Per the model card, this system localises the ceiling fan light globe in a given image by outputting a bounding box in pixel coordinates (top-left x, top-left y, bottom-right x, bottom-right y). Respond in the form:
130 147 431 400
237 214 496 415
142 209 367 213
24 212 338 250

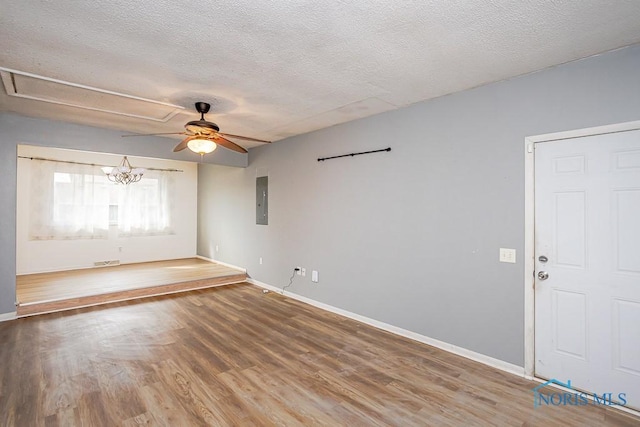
187 138 217 154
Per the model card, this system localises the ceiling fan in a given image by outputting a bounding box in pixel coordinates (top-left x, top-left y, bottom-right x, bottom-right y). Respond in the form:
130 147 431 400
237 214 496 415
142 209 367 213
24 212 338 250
122 102 270 155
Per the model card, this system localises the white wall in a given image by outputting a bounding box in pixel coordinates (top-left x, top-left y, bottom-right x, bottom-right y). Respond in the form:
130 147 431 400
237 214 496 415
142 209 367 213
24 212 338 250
16 145 197 274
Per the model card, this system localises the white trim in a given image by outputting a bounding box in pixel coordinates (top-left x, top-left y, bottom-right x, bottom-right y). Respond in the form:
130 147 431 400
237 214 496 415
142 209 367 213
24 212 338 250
196 255 247 273
0 311 17 322
527 120 640 143
524 119 640 380
17 257 207 276
247 278 525 378
524 137 536 377
0 67 184 123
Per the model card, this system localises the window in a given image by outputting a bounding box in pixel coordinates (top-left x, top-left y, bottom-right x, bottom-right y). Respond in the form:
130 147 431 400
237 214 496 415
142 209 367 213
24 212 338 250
28 159 174 240
116 173 174 237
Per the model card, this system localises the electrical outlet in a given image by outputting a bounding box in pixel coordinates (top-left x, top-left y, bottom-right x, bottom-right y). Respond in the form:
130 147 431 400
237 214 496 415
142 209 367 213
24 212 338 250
301 268 306 277
499 248 516 263
296 267 301 275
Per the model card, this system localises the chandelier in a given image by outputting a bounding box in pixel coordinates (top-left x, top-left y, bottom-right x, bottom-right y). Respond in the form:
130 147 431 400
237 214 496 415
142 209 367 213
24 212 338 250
102 156 146 184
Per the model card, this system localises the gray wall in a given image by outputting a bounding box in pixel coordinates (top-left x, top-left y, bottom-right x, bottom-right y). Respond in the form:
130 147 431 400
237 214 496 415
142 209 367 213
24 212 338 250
0 114 247 315
198 45 640 366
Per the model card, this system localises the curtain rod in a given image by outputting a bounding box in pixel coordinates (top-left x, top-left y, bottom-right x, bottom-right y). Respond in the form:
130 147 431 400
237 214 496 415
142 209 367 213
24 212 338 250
17 156 184 172
318 147 391 162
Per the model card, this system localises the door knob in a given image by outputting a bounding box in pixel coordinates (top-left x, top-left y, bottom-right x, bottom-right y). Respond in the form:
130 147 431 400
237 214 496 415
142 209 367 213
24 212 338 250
538 271 549 281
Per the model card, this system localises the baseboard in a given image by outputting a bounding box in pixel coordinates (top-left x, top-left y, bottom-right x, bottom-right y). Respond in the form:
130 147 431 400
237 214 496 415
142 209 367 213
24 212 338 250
17 257 199 276
196 255 248 273
247 278 525 378
0 311 17 322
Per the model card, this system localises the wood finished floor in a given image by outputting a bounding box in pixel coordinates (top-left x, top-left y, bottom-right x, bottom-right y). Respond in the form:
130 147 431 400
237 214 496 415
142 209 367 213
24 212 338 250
1 283 638 426
16 258 246 316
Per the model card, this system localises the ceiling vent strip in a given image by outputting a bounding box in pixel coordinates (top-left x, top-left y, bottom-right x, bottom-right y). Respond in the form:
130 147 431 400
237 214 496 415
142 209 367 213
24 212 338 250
0 67 183 122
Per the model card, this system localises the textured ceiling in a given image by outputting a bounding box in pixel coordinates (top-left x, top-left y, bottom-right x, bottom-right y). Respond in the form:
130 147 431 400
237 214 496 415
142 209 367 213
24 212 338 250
1 0 640 150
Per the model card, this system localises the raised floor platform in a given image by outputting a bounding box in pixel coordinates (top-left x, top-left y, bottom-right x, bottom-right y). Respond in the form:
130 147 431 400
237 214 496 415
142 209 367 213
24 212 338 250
16 258 247 316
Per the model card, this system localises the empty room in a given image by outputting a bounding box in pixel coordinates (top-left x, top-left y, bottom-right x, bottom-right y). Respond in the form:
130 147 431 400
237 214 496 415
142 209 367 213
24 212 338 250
1 1 640 426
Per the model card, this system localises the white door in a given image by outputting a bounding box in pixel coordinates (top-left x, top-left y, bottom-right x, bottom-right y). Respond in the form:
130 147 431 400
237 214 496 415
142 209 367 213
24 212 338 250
535 129 640 409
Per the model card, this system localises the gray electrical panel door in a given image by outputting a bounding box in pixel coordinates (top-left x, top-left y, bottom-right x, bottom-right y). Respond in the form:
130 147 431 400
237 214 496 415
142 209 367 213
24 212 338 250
256 176 268 225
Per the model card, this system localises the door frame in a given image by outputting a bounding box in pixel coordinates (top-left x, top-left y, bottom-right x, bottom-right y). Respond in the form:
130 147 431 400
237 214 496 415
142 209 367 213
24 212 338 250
524 119 640 378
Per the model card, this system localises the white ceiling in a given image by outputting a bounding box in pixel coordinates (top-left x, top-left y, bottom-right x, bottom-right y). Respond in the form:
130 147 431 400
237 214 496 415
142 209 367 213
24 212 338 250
1 0 640 149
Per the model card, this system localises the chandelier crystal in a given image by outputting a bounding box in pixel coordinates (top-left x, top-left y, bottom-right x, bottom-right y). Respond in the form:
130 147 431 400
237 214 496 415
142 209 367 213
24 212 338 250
102 156 145 185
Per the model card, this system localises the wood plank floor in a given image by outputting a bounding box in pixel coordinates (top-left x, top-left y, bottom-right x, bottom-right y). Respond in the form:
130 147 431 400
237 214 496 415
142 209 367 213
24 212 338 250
1 283 638 426
16 258 246 316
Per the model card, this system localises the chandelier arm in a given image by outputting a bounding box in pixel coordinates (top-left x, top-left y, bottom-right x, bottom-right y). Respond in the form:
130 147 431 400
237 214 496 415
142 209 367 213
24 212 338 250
103 156 145 185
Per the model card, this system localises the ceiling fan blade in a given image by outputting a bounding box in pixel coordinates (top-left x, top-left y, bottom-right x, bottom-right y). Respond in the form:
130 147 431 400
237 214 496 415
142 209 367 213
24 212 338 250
122 132 188 137
218 132 271 143
173 137 191 152
213 135 248 153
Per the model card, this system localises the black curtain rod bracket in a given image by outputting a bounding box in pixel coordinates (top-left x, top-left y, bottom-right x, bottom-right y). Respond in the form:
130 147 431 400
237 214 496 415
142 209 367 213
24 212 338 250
318 147 391 162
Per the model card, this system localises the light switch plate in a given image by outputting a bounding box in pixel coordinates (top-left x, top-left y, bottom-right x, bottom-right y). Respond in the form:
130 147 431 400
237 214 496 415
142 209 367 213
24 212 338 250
499 248 516 263
311 270 319 283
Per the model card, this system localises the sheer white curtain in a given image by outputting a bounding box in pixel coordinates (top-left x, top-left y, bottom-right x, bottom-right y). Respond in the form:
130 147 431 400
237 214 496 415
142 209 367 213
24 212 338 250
117 170 175 237
29 159 110 240
28 159 175 240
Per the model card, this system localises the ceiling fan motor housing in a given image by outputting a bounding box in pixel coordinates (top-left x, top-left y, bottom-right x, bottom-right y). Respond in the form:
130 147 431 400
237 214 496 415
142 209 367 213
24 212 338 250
186 102 219 134
185 120 220 134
